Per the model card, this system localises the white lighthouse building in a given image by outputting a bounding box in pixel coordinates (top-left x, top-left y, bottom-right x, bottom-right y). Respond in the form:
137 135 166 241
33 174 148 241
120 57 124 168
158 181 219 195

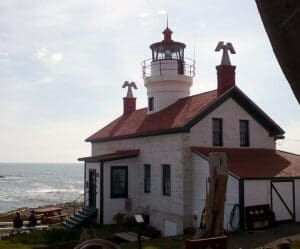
78 26 300 236
143 26 195 113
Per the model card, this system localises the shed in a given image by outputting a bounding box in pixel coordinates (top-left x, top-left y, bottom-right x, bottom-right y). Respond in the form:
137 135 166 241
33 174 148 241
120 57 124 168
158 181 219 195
192 147 300 229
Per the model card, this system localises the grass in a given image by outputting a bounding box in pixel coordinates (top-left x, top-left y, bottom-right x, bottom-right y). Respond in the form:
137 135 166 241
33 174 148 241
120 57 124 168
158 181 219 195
0 224 185 249
0 224 137 249
291 241 300 249
1 224 300 249
0 228 81 249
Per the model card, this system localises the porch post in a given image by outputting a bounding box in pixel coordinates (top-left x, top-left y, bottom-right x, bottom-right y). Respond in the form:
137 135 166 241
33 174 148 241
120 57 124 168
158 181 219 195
84 162 86 207
239 179 245 230
100 161 104 226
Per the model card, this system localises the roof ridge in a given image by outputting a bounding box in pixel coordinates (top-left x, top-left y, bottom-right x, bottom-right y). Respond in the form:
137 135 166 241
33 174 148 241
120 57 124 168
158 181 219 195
137 90 218 112
183 89 217 99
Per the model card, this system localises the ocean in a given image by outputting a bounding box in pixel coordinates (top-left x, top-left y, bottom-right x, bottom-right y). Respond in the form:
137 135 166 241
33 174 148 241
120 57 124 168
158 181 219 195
0 163 83 213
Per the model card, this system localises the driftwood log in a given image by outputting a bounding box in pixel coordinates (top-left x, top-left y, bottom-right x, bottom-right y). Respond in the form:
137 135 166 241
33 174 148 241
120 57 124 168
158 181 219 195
194 152 228 239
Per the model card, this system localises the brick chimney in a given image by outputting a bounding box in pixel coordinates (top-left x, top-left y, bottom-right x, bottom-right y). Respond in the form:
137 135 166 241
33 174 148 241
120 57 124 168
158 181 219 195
122 81 137 115
216 65 236 96
215 41 236 96
123 97 136 115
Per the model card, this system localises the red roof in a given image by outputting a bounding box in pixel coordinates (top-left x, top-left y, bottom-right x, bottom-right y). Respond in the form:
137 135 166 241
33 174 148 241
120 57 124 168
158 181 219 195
78 150 140 162
191 147 300 178
87 90 218 142
86 87 284 143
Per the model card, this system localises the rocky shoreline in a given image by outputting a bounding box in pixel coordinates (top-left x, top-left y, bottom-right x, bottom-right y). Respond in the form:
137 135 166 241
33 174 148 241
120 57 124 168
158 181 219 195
0 202 82 222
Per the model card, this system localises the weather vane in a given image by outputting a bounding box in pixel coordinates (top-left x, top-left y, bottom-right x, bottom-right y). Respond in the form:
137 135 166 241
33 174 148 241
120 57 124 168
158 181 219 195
122 81 137 98
215 41 236 65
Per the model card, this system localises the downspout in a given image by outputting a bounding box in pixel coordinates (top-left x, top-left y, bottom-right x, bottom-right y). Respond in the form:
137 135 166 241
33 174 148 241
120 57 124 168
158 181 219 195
100 161 104 227
84 162 86 206
239 179 245 230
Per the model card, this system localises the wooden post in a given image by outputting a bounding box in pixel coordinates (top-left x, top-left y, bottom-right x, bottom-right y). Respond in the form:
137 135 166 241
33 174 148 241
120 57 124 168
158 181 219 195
194 152 228 239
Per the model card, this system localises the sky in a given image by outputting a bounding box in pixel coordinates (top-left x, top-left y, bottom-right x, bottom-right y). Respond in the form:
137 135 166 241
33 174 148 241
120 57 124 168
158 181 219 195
0 0 299 163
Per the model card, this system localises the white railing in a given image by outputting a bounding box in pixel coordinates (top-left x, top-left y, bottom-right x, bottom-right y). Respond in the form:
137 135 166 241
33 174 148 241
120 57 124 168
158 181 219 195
141 58 196 78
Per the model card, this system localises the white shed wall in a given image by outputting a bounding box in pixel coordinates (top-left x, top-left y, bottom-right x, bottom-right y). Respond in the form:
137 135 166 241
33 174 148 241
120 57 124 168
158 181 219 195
244 180 270 207
224 175 240 231
192 153 239 231
271 181 294 221
192 153 208 227
190 98 275 149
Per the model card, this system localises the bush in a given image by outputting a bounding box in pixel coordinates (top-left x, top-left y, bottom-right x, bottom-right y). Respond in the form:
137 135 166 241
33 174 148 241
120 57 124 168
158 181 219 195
125 216 136 227
183 226 196 235
143 225 161 238
113 212 126 225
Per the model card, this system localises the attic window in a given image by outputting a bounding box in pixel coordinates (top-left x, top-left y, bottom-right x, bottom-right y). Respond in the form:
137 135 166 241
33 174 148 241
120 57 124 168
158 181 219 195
148 97 154 112
240 120 249 147
212 118 223 146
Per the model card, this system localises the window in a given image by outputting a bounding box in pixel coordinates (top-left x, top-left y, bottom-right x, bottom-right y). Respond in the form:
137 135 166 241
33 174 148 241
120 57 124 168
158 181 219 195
162 164 171 196
111 166 128 198
144 164 151 193
148 97 154 112
212 118 223 146
240 120 249 147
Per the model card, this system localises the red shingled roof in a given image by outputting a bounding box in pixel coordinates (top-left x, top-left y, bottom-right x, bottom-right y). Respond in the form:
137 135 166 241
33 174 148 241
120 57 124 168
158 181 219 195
78 149 140 162
86 90 218 142
191 147 300 178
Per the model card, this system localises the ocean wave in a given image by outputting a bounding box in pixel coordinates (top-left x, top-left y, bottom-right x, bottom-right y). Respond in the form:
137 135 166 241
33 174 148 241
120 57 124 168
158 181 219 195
0 163 83 213
2 176 24 180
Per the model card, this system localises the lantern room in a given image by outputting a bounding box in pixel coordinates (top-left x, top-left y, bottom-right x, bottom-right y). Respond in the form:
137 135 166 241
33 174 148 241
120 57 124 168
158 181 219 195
150 27 186 61
142 26 195 114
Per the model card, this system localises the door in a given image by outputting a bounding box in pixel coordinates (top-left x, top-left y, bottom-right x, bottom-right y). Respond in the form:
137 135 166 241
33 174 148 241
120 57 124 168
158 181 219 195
88 169 97 208
271 180 295 221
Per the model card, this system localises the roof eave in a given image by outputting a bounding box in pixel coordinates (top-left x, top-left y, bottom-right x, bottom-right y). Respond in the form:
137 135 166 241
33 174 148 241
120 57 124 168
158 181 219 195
86 127 188 143
78 151 140 162
184 87 285 137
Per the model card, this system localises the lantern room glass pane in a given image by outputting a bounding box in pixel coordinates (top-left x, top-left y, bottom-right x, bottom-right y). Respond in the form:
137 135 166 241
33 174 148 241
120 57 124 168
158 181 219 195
152 45 184 61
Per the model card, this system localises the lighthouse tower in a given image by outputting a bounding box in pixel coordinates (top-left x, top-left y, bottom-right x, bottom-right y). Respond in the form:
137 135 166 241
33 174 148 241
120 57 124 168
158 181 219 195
142 26 195 114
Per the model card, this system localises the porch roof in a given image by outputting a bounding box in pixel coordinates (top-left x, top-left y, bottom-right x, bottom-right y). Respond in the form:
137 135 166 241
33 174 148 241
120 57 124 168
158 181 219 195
191 147 300 179
78 149 140 162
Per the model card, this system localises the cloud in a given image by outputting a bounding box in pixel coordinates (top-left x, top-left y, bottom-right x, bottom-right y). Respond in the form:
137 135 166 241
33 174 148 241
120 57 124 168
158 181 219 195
157 9 167 16
34 48 63 63
34 47 49 60
50 52 62 62
140 12 152 18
